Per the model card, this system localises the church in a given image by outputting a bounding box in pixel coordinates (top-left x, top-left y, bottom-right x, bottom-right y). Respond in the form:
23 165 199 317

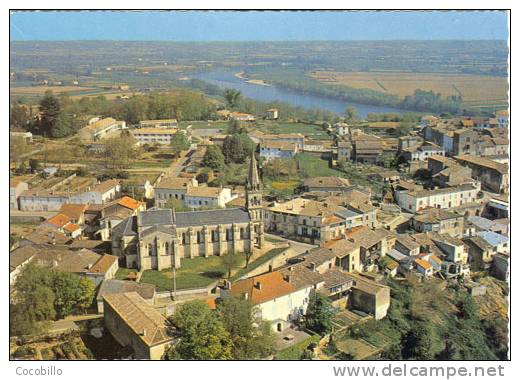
111 153 265 271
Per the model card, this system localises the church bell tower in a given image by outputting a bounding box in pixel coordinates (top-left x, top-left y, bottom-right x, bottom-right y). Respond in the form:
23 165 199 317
246 151 264 247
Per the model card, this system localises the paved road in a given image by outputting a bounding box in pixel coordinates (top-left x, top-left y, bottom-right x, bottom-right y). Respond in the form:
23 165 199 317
169 148 195 176
265 233 317 256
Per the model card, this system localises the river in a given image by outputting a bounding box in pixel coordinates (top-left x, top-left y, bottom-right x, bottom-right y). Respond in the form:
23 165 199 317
190 70 408 118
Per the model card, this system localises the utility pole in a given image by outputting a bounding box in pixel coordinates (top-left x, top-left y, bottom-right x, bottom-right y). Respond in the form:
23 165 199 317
172 254 177 301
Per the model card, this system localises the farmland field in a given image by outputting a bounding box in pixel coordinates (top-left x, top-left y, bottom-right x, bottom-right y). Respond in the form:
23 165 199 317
10 85 97 95
309 71 508 106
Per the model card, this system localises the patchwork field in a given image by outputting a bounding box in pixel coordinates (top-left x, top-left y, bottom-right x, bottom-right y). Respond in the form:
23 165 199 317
309 71 508 106
10 85 97 95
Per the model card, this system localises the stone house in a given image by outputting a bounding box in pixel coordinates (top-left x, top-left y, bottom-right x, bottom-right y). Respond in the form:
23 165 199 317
103 292 174 360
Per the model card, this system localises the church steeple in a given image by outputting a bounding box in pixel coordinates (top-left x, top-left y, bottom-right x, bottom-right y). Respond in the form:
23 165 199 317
245 151 264 248
247 151 261 191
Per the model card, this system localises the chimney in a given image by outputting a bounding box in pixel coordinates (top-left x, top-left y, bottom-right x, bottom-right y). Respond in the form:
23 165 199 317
141 328 147 336
310 262 316 272
255 281 262 290
284 274 292 283
225 280 232 290
244 292 249 300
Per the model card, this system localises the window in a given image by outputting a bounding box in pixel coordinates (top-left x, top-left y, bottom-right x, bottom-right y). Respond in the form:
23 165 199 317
226 229 233 241
240 228 245 239
182 233 187 244
197 231 203 244
211 230 219 242
164 242 169 254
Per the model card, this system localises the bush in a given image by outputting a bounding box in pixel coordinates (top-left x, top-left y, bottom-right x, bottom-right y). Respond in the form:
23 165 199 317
13 346 36 358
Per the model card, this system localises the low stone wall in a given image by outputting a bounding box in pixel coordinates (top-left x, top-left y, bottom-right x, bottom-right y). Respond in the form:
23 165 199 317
10 215 45 224
155 280 219 300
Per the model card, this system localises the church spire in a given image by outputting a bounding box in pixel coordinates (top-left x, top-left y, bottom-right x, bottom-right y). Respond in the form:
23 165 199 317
247 151 261 190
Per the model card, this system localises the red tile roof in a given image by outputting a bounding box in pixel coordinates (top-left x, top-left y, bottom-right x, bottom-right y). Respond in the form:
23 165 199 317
59 204 87 220
63 223 81 233
230 272 297 305
117 196 141 211
45 213 72 228
89 254 118 274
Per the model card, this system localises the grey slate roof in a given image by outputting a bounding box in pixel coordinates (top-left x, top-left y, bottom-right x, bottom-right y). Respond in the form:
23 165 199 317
140 225 176 238
335 209 361 219
97 279 155 302
112 216 136 237
139 209 174 227
175 208 251 227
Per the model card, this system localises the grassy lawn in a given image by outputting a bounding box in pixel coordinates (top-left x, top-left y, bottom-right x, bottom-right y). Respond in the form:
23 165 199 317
231 247 289 281
295 153 344 178
265 179 299 198
274 334 320 360
257 121 330 140
140 254 246 291
295 153 385 194
114 268 135 280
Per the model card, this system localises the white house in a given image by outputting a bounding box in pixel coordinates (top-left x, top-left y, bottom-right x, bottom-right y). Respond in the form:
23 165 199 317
18 179 120 211
71 179 121 204
184 187 235 209
395 183 480 213
334 122 350 136
131 128 181 145
223 271 314 332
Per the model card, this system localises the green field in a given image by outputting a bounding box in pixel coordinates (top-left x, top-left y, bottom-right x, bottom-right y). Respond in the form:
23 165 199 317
140 254 246 291
257 121 330 140
295 153 343 177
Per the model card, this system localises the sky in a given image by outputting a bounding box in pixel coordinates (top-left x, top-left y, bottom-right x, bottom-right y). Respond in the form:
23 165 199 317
10 10 509 41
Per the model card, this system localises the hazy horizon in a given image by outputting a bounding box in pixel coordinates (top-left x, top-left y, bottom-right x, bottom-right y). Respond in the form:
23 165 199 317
10 11 508 41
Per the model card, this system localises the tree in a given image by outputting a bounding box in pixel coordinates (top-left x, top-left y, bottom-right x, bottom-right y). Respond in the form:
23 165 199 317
13 265 95 323
10 265 56 337
413 168 432 181
202 145 225 170
167 300 233 360
227 119 245 134
396 122 414 137
10 103 31 130
10 287 55 337
402 322 435 360
345 106 358 122
29 158 40 173
222 252 241 279
164 198 190 212
196 171 209 184
50 270 95 318
104 131 138 169
217 296 275 359
170 132 190 158
222 134 255 164
224 88 242 109
39 91 71 137
304 290 335 334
